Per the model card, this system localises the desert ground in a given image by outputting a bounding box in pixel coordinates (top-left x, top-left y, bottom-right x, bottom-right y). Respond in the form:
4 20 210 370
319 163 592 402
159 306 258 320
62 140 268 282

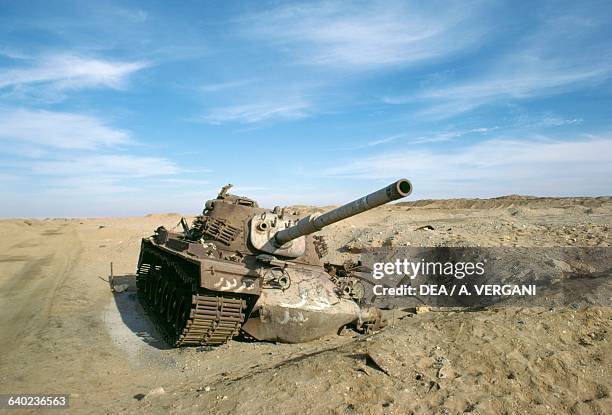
0 195 610 414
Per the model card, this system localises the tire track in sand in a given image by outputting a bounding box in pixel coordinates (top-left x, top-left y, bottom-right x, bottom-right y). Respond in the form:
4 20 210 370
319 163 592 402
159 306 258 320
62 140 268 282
0 222 82 358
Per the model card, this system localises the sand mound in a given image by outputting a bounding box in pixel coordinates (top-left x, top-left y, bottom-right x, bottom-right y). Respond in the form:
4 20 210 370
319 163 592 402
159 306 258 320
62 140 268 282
398 195 612 210
143 213 184 219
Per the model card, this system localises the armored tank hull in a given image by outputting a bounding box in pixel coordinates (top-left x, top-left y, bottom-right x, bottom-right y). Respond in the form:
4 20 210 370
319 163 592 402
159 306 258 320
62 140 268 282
136 179 412 346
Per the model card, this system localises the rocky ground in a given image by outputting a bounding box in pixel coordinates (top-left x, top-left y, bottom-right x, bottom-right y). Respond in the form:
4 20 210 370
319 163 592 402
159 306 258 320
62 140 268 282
0 196 610 414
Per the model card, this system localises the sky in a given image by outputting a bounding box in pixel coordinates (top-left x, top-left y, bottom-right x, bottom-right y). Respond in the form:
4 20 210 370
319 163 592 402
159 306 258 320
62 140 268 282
1 0 611 217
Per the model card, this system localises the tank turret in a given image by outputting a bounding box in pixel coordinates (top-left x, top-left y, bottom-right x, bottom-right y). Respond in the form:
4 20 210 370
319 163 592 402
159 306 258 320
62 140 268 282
249 179 412 257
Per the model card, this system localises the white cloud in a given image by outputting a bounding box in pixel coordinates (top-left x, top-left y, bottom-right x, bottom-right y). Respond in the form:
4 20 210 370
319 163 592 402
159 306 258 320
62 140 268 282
244 1 486 69
0 53 148 91
0 47 31 60
31 155 179 177
366 134 405 147
382 53 612 119
417 59 612 118
511 113 584 129
157 178 210 185
386 10 612 118
212 1 487 125
7 155 183 204
112 7 149 23
538 117 583 127
0 108 130 149
203 99 311 124
323 137 612 197
201 79 254 93
364 127 493 148
0 107 190 216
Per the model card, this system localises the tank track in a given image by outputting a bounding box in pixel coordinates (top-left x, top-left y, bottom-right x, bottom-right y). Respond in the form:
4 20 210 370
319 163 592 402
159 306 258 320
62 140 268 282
136 244 249 347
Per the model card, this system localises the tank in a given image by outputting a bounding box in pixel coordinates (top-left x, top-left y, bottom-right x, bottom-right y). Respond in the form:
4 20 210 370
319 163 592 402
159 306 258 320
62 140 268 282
136 179 412 346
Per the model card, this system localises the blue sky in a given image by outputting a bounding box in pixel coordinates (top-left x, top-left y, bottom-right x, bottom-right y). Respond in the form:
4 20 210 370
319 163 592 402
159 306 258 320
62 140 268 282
1 0 611 217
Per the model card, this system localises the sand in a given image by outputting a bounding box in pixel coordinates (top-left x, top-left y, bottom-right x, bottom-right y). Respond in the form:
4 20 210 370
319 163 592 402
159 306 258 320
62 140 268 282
0 195 610 414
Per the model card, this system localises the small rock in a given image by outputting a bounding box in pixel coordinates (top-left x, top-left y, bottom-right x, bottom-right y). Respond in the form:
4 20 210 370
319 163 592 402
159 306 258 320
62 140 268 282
433 356 449 369
437 366 451 379
113 284 129 293
144 387 165 399
416 306 431 314
345 242 365 254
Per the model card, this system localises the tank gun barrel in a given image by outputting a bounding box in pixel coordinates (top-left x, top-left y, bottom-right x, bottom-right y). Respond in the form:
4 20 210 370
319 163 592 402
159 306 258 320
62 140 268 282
274 179 412 246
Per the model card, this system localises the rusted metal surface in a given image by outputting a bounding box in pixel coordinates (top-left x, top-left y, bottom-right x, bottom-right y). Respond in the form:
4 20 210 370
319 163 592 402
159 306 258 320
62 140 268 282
240 267 381 343
135 179 412 347
200 259 261 293
137 243 253 346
